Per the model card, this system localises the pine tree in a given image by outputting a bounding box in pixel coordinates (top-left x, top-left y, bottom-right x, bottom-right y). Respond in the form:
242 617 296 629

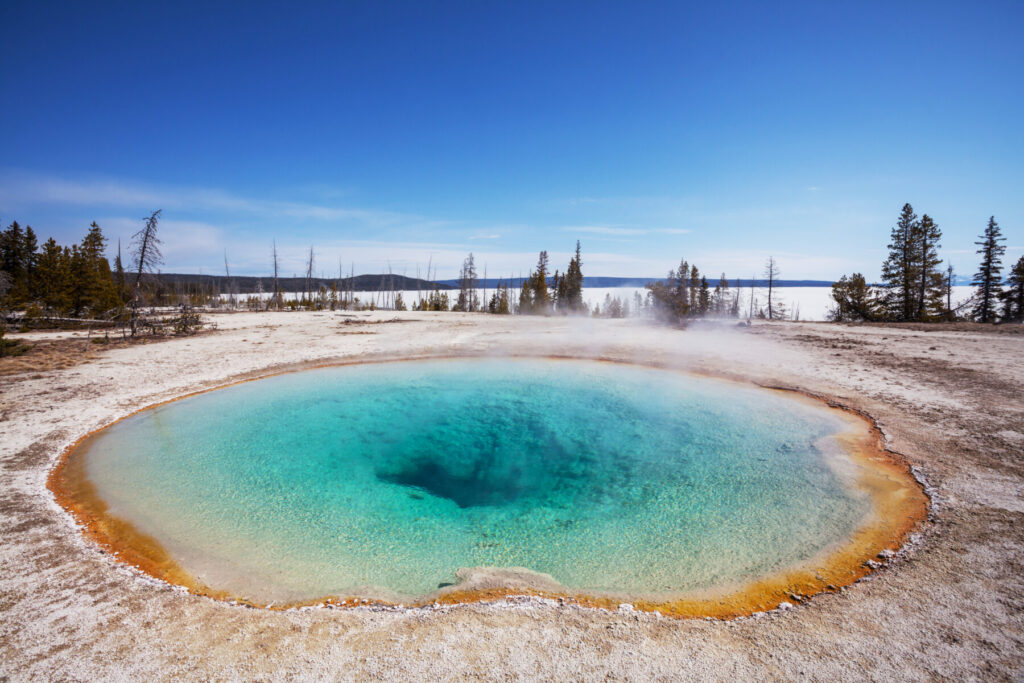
688 264 700 311
0 221 31 303
829 273 877 321
943 262 956 321
972 216 1006 323
114 240 128 305
529 251 551 313
1000 255 1024 323
518 278 532 314
563 241 584 312
79 222 119 316
712 273 730 315
22 226 38 301
34 238 71 314
673 259 689 318
645 258 716 322
881 203 920 321
698 276 710 315
913 214 944 320
553 270 567 313
455 252 479 312
496 282 510 314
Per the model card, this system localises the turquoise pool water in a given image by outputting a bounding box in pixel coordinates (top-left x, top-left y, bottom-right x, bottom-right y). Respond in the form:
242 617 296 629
82 358 870 603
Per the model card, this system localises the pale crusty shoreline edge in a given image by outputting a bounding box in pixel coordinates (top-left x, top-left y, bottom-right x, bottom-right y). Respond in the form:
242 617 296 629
47 351 929 619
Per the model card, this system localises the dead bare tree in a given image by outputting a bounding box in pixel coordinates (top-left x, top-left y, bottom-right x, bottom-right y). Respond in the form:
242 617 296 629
271 240 282 310
223 249 237 309
304 246 315 308
763 257 784 320
130 210 164 336
747 274 755 322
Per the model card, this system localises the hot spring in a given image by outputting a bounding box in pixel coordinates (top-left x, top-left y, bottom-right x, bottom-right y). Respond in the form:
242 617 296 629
53 358 926 615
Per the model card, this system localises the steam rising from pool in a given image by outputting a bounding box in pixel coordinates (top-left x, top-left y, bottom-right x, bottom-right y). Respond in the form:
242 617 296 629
80 358 871 603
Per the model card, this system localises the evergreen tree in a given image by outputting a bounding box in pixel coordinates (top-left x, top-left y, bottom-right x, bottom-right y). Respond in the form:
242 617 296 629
499 284 510 314
829 273 877 321
488 282 511 314
518 278 532 313
972 216 1006 323
1000 256 1024 323
688 264 700 311
34 238 71 314
942 262 956 321
673 259 689 318
22 226 38 301
562 241 585 312
114 239 128 304
426 288 450 311
455 252 479 312
645 258 718 322
0 221 30 303
554 270 568 312
79 222 119 316
712 273 730 315
528 251 551 313
881 203 920 321
913 214 944 320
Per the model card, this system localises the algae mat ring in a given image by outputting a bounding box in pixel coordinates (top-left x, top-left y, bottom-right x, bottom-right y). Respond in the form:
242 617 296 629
50 356 927 617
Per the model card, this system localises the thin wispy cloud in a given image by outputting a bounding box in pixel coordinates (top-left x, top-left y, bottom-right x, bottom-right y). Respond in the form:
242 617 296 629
0 170 434 229
567 226 648 236
563 225 692 236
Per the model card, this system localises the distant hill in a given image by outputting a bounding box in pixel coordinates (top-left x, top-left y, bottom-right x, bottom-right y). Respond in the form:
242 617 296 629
154 273 454 293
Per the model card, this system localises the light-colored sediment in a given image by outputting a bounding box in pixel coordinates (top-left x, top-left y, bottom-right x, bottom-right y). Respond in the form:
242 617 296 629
2 312 1023 679
46 355 928 618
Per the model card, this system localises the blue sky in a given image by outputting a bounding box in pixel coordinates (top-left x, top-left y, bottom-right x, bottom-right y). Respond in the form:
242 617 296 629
1 1 1021 280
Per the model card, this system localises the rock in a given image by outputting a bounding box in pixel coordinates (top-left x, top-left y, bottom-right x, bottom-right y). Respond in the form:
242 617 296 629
618 603 635 612
879 549 896 559
777 601 794 611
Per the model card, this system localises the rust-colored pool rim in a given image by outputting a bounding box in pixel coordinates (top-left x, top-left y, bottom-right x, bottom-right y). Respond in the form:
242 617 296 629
47 353 930 619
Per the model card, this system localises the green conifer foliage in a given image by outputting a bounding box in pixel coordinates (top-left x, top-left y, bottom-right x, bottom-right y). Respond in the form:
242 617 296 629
881 204 920 321
1001 256 1024 322
972 216 1006 323
530 251 551 313
0 220 121 319
914 214 944 320
829 273 878 321
562 241 584 313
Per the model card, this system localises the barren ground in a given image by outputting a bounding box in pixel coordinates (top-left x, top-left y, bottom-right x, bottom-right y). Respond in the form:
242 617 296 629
1 311 1022 681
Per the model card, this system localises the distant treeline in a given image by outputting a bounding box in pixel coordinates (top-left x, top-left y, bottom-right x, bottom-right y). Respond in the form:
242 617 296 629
3 205 1022 327
0 216 206 341
830 205 1023 323
0 221 124 319
156 272 454 293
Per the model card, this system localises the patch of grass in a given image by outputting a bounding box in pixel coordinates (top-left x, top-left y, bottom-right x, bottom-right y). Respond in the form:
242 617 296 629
0 337 31 357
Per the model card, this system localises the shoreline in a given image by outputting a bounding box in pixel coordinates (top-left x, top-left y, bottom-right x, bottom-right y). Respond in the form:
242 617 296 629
47 352 929 619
